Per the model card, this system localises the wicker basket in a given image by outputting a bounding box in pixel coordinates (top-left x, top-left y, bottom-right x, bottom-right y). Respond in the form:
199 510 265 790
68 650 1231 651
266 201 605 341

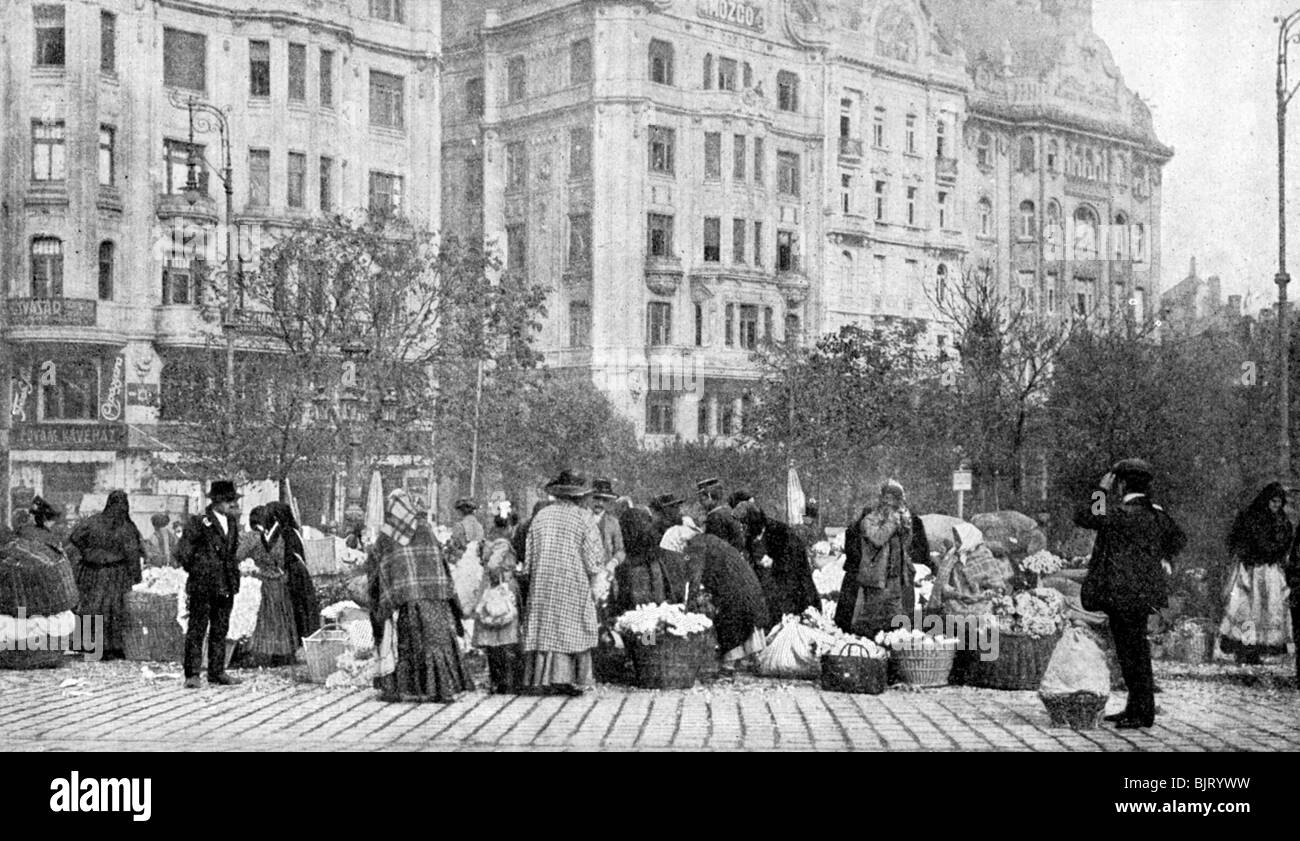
302 627 351 684
123 591 185 663
1040 691 1108 729
821 645 888 694
890 645 957 688
964 630 1061 690
694 627 720 681
0 641 68 670
626 632 702 690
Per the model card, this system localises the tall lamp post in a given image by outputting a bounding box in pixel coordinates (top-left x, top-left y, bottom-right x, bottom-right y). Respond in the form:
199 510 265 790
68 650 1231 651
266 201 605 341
339 339 371 529
1276 11 1300 483
169 91 237 455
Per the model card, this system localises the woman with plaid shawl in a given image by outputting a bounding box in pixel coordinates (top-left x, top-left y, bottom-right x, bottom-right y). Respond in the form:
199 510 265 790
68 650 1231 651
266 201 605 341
520 470 605 695
368 491 473 703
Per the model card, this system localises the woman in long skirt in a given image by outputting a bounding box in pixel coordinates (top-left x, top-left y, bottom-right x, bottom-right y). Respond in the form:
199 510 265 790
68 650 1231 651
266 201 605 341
369 491 472 703
1222 483 1294 664
240 505 301 667
263 502 319 644
66 491 144 660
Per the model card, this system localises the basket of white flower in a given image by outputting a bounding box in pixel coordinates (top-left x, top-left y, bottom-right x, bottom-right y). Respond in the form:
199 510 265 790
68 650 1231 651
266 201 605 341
614 604 713 690
963 589 1066 690
878 629 959 688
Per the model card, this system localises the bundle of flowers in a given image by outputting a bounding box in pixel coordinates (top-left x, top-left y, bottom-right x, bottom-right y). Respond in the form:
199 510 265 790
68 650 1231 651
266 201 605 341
1022 550 1066 577
0 610 76 645
799 606 840 635
226 578 263 640
134 566 188 595
812 555 845 599
990 588 1067 638
874 628 959 651
614 603 712 644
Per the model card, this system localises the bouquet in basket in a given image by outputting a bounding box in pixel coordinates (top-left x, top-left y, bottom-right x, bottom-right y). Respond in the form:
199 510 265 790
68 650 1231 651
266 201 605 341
614 603 712 645
875 628 959 651
990 588 1066 638
1021 550 1066 578
797 608 888 660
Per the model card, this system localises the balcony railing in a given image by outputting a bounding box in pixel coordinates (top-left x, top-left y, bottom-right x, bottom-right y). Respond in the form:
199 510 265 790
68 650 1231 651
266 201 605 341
936 156 958 181
838 137 864 161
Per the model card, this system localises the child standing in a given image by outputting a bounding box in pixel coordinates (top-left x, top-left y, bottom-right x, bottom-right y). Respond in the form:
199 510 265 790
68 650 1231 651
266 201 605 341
472 505 522 693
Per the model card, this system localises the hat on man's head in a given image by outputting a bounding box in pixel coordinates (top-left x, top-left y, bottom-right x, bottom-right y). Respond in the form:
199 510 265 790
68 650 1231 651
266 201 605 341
1110 458 1154 483
696 477 721 493
591 478 618 500
880 479 906 499
454 498 478 513
545 469 592 499
207 480 241 503
650 493 686 512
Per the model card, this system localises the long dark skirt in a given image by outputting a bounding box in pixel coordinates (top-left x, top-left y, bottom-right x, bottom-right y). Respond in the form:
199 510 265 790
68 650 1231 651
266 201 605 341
376 599 473 703
241 577 300 667
286 557 321 639
74 563 135 657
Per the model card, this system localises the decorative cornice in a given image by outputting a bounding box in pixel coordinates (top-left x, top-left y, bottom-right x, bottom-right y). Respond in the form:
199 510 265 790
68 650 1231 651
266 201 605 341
967 98 1172 159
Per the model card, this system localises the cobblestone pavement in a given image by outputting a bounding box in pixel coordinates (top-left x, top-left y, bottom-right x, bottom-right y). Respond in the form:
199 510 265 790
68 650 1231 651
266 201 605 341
1 658 1296 751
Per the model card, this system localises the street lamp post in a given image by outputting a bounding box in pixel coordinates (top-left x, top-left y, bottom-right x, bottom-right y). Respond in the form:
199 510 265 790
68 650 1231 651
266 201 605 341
169 92 237 459
1276 11 1300 483
339 339 371 529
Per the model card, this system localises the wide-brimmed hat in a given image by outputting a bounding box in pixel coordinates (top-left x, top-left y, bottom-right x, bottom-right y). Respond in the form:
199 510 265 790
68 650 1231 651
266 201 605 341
591 478 618 500
1110 458 1153 482
454 498 478 513
649 493 686 512
207 480 242 503
545 470 591 499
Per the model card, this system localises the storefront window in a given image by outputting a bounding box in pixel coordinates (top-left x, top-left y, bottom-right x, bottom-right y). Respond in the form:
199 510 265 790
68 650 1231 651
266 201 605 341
41 360 99 421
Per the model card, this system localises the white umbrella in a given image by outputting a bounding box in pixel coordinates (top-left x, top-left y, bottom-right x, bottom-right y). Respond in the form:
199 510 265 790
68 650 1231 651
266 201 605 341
786 464 806 526
365 470 384 537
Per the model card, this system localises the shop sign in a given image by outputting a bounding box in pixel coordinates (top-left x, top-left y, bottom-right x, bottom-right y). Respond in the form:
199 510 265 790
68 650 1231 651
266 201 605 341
126 384 159 408
100 353 126 422
11 423 127 451
698 0 765 31
2 298 97 327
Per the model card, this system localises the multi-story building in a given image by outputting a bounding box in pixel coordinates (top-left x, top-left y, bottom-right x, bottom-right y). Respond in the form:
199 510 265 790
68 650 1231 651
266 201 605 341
1 0 439 519
443 0 1171 440
1158 257 1244 338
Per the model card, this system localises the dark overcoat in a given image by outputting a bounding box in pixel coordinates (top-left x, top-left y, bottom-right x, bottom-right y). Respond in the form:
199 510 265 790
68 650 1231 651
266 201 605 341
1075 496 1186 616
176 507 241 599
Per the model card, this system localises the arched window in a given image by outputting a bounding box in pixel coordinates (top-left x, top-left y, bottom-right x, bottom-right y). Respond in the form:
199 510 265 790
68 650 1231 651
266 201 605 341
841 250 854 298
98 241 114 301
1073 206 1098 260
30 236 63 298
978 197 993 237
935 263 948 301
1019 200 1036 239
1113 213 1128 260
1018 136 1035 171
977 131 992 168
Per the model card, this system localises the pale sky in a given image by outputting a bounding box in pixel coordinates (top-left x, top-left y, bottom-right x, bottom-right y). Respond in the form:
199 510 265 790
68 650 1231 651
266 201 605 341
1093 0 1294 310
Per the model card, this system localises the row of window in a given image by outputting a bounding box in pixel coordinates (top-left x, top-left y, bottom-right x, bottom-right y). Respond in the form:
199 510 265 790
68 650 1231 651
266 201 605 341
27 238 114 301
645 391 760 437
980 132 1152 190
33 5 115 73
646 214 800 272
839 97 942 157
246 40 336 108
648 127 799 195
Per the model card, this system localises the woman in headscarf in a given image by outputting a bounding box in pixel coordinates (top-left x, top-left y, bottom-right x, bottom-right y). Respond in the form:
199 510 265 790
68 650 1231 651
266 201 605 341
612 508 699 615
472 504 523 694
1222 483 1293 664
837 480 919 639
239 505 302 667
66 490 144 660
263 501 320 643
368 491 472 702
671 528 769 673
736 501 819 622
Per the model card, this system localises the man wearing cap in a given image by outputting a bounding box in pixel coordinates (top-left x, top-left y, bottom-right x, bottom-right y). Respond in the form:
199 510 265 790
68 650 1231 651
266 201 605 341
699 478 746 553
177 480 244 688
1075 459 1186 729
648 493 686 544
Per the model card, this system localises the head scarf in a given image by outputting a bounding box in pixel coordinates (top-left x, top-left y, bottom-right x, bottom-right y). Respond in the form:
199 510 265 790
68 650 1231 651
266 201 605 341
952 522 983 552
881 479 906 502
620 508 659 558
103 490 131 526
660 522 702 554
381 490 420 548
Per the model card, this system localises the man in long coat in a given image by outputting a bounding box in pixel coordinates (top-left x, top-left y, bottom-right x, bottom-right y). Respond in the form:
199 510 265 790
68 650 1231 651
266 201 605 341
177 480 243 688
1075 458 1186 729
835 480 929 636
521 470 604 695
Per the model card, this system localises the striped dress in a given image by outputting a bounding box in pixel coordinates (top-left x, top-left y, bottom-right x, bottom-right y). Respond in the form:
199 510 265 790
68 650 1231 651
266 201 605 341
521 501 603 688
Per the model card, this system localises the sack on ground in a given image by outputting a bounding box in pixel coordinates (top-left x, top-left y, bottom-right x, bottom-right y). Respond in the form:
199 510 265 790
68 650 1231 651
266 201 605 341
1039 626 1110 696
755 619 831 678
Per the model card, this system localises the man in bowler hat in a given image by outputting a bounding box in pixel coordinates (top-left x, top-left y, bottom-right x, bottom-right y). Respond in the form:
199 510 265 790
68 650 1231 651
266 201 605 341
177 480 244 688
1074 459 1186 728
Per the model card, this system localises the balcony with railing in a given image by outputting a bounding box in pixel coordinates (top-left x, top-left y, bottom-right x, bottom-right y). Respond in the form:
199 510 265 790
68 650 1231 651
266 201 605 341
838 136 864 164
936 156 959 183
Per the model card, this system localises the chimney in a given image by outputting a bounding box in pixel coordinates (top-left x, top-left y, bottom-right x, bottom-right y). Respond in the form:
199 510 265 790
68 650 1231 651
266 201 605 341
1188 255 1196 279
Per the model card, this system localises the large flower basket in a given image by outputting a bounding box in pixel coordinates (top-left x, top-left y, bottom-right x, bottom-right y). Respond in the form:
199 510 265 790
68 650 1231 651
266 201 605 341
889 647 956 688
1040 691 1108 729
964 630 1061 690
821 645 888 695
123 591 185 662
626 632 703 690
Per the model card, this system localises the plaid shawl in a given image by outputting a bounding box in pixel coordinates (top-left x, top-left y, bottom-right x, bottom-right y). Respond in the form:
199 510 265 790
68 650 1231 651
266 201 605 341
380 490 420 547
0 535 79 616
376 531 451 615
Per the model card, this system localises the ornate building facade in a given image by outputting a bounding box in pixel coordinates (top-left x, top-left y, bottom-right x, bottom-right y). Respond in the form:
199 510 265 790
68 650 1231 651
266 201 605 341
1 0 439 519
443 0 1171 440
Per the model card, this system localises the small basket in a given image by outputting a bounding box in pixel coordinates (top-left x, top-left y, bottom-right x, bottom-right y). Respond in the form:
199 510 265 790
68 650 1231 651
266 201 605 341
889 645 957 688
821 644 888 694
302 625 351 684
123 591 185 662
626 632 702 690
964 630 1061 690
1040 691 1108 729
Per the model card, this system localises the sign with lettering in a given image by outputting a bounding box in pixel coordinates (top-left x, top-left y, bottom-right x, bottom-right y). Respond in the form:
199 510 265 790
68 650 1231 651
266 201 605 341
698 0 765 31
126 384 159 408
3 298 96 327
11 423 127 451
100 353 125 422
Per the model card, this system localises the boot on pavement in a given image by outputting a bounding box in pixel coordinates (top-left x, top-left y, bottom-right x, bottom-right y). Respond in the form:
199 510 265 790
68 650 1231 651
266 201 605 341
209 673 241 686
184 677 202 689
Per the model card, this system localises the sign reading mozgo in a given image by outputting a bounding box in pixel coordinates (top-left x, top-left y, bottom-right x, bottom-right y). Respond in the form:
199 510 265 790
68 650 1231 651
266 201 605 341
698 0 765 31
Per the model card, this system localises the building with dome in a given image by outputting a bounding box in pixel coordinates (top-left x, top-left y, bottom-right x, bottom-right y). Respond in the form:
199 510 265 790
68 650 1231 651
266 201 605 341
441 0 1171 440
